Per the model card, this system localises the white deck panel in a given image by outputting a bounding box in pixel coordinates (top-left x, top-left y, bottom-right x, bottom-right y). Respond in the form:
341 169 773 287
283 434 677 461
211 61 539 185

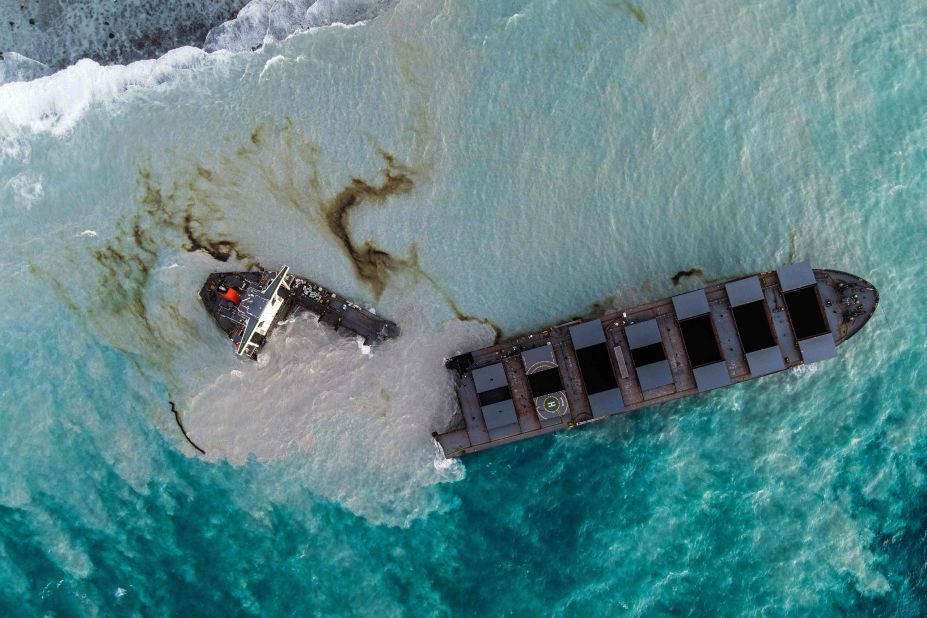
521 343 556 368
672 289 710 320
799 333 838 363
482 400 518 431
588 389 624 418
693 362 732 392
569 320 607 349
637 360 674 391
746 347 786 377
625 319 662 349
472 363 508 392
777 261 816 292
726 276 764 307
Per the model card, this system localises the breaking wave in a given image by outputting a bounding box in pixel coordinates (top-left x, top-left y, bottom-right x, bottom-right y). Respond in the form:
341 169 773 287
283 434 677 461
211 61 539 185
204 0 395 53
0 47 210 135
0 0 395 133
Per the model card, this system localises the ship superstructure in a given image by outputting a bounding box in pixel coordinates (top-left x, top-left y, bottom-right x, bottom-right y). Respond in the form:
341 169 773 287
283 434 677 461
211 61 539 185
200 265 399 359
436 262 878 457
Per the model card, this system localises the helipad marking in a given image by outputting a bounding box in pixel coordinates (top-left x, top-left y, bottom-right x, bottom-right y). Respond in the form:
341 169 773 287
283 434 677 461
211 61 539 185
543 396 561 414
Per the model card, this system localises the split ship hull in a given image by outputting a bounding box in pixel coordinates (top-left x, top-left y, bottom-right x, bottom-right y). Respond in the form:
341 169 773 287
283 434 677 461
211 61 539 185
200 266 399 359
436 262 878 457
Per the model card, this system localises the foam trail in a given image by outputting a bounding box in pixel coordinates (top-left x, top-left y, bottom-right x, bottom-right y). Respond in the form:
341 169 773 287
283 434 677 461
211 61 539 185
183 303 489 525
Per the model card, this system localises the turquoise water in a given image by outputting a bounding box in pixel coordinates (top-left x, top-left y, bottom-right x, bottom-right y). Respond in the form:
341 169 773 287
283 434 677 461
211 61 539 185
1 0 926 614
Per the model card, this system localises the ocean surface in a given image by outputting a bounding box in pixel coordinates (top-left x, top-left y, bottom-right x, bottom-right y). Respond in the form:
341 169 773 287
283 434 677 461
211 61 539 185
1 0 925 615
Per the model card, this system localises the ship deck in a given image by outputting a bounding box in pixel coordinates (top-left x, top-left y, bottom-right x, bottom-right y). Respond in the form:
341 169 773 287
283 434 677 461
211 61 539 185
286 275 400 345
201 267 399 359
436 265 878 457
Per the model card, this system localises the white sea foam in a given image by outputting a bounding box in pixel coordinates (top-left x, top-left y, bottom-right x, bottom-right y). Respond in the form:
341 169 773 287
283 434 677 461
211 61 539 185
0 52 53 84
29 509 93 579
0 47 209 135
258 54 288 80
0 133 29 166
3 170 43 208
813 503 891 595
204 0 392 53
183 303 488 525
0 0 393 136
0 0 248 84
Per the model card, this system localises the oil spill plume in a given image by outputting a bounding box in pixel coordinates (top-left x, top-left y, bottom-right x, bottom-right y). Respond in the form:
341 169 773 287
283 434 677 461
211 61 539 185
671 268 705 285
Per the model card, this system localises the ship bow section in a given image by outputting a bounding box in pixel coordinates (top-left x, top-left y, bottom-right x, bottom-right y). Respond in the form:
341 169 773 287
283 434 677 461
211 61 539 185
435 262 879 458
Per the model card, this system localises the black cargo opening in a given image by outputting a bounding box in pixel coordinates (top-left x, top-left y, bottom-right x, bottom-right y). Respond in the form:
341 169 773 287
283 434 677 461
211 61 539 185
783 286 829 340
631 342 666 367
527 368 563 397
575 343 618 395
679 314 722 367
477 385 512 407
732 300 775 353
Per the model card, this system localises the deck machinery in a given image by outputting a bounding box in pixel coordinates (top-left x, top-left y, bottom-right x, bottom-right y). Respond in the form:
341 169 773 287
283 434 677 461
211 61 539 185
436 262 878 457
199 265 400 359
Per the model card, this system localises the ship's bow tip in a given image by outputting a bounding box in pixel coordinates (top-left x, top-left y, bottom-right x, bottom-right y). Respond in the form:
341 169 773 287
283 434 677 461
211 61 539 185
820 269 879 343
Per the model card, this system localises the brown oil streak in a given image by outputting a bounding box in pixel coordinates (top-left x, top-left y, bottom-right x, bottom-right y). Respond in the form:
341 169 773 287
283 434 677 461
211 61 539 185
671 267 704 285
607 1 646 23
250 125 263 146
89 167 260 353
320 150 416 299
92 120 501 364
624 2 646 24
413 266 504 344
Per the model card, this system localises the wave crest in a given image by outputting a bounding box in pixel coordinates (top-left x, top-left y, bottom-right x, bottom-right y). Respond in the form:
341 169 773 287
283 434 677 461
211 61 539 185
205 0 394 53
0 47 209 135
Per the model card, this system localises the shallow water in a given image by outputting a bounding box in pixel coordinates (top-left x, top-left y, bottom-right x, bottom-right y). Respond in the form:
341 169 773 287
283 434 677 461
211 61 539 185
0 0 925 614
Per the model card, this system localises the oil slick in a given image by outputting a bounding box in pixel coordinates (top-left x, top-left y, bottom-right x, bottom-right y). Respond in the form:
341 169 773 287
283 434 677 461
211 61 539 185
320 150 416 299
671 267 705 285
601 1 646 24
88 167 260 357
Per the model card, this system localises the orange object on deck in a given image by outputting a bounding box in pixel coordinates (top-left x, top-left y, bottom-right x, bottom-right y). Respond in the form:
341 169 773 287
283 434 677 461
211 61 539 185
220 287 241 305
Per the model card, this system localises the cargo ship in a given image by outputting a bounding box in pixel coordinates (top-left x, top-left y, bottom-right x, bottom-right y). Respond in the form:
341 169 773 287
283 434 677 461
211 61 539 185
435 262 878 457
199 265 399 359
